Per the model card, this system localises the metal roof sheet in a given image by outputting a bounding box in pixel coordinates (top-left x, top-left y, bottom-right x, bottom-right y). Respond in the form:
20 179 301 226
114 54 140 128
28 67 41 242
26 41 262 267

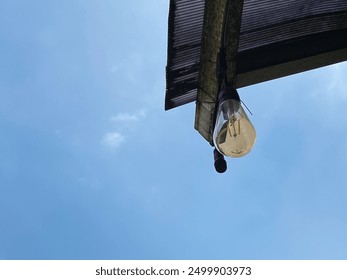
165 0 347 110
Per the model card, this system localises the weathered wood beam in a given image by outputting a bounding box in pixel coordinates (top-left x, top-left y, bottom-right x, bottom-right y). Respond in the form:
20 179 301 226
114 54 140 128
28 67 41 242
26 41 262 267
225 0 244 88
195 0 244 144
194 0 225 144
236 48 347 88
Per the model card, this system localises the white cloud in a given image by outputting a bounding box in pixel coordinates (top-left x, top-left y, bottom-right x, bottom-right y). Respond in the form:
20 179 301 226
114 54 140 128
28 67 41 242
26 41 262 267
110 113 139 122
102 110 147 150
110 109 147 123
101 132 124 149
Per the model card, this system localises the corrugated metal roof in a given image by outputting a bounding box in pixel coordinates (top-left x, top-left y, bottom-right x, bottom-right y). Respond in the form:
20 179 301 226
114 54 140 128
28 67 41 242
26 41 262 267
165 0 204 110
166 0 347 110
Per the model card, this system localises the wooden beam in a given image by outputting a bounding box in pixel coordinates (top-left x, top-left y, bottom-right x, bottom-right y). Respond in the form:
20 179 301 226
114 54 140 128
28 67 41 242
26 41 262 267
195 0 244 144
225 0 244 87
194 0 225 144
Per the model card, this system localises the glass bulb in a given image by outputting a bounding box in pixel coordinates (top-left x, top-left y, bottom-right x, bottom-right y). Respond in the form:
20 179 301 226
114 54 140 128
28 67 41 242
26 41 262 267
213 99 256 158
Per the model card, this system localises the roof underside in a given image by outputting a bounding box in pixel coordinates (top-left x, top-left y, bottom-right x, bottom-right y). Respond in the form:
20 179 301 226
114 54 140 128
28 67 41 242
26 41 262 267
165 0 347 110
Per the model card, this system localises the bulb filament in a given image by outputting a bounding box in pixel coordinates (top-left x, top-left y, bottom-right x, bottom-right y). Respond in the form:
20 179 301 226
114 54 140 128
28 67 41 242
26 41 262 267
228 116 240 138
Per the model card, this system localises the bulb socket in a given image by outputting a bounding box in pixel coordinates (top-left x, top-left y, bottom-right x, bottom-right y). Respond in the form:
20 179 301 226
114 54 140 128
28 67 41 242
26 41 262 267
213 148 227 173
218 87 240 104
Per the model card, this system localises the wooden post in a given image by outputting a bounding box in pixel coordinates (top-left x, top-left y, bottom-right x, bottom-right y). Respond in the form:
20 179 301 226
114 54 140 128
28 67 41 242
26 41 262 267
195 0 244 144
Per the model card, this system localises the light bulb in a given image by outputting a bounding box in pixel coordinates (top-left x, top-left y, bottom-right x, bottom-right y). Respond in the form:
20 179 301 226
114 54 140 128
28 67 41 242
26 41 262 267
213 89 256 158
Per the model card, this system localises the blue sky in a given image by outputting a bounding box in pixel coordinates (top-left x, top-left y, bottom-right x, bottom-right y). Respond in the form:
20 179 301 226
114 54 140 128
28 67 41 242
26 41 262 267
1 1 347 260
